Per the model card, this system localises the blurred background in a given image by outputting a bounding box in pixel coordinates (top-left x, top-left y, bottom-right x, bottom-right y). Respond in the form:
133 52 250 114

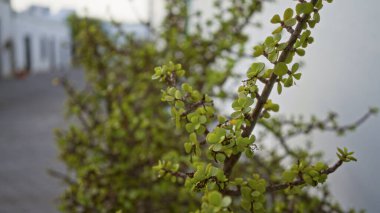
0 0 379 212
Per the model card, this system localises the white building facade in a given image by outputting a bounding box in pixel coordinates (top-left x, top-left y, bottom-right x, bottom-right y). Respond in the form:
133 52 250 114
0 0 72 78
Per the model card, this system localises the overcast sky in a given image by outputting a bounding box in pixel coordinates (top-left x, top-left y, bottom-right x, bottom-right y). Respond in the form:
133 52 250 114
12 0 157 22
251 1 380 211
10 0 380 211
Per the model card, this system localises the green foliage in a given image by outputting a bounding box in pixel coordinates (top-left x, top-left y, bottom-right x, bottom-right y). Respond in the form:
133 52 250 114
56 0 376 212
152 0 375 212
57 0 264 212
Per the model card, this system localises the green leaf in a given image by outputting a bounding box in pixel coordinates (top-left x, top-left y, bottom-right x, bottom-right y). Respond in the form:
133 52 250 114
251 190 261 198
208 191 222 206
370 107 379 114
265 100 280 112
286 53 295 64
236 137 250 147
277 82 283 94
174 90 182 99
233 178 244 185
293 73 302 80
296 49 306 56
316 0 324 9
190 115 199 124
242 107 251 114
270 14 281 24
253 45 264 57
181 83 192 92
199 115 207 124
232 100 242 110
296 3 314 15
231 111 241 119
284 18 297 27
164 95 175 102
283 8 294 20
215 127 226 138
248 179 256 188
212 144 223 152
337 147 345 155
241 199 251 211
291 63 299 73
176 69 185 77
253 203 263 211
284 77 293 87
314 12 321 23
189 133 198 143
314 162 327 171
216 153 226 162
272 104 280 112
175 100 185 108
241 186 252 199
151 73 160 80
272 26 283 34
221 196 232 207
264 36 275 47
265 46 275 54
268 51 279 63
206 133 219 144
274 62 288 76
218 116 227 123
237 97 248 108
277 42 288 51
247 62 265 78
185 123 195 133
168 87 176 95
347 156 357 162
274 33 282 43
255 179 267 193
282 170 296 182
184 142 192 153
303 174 315 185
307 37 314 44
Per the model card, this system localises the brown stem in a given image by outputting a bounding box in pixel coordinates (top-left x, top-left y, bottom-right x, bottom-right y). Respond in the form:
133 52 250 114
223 0 317 177
224 159 344 196
162 169 194 179
267 160 343 192
282 109 375 140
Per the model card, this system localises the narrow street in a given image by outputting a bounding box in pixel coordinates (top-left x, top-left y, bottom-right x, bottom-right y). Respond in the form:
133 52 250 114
0 71 82 213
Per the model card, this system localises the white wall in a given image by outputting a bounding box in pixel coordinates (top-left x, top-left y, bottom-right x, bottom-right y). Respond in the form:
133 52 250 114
0 1 14 77
12 12 71 74
0 1 71 78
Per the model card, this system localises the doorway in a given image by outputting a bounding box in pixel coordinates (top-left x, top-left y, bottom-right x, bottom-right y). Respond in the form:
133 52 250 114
24 36 32 72
49 38 55 71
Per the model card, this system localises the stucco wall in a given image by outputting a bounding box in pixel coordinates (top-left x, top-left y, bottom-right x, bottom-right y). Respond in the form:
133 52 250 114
0 1 71 78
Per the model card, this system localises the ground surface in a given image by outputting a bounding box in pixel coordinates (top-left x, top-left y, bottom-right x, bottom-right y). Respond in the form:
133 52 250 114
0 71 82 213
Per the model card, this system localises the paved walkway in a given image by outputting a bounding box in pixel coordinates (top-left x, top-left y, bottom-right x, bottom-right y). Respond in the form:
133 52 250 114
0 71 82 213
